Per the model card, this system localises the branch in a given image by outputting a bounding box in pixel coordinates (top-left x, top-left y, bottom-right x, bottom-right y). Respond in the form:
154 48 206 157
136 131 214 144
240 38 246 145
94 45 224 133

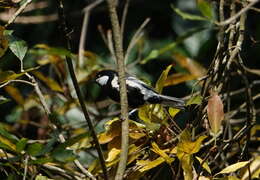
56 0 108 179
107 0 129 179
78 0 104 67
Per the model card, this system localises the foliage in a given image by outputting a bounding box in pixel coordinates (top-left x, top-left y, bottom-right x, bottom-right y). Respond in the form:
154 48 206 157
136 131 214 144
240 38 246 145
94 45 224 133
0 0 259 179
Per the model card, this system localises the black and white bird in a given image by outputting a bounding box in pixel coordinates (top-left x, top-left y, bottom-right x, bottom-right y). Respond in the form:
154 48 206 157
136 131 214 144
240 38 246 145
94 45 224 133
95 70 185 109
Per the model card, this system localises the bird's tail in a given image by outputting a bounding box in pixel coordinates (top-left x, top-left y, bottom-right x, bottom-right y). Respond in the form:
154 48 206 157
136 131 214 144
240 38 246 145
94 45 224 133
159 95 186 110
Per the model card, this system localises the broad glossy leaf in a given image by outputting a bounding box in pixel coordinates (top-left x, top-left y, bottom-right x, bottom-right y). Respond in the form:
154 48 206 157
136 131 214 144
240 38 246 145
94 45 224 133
0 124 18 142
7 34 28 61
165 73 195 86
98 119 121 144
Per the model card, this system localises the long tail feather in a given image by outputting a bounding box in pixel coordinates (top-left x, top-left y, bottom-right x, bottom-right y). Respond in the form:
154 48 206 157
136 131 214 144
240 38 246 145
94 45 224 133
159 95 185 110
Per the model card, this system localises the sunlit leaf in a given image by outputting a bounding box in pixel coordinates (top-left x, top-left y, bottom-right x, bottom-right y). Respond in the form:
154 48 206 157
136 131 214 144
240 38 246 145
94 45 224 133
169 108 180 118
172 53 207 78
155 64 172 93
207 91 224 135
151 142 174 164
0 135 16 151
186 95 203 105
106 148 121 162
197 0 214 20
165 73 195 86
33 71 63 92
7 34 28 61
216 161 250 175
241 156 260 179
0 67 39 84
98 119 121 144
171 4 207 21
196 156 211 174
0 124 18 142
33 44 73 58
4 85 24 105
137 157 165 172
0 26 8 58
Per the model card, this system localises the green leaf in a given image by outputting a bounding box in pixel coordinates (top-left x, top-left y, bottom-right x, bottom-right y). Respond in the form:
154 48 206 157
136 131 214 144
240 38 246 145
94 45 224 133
7 34 28 61
186 95 203 105
16 138 28 152
171 4 207 21
26 143 44 156
31 157 53 165
51 148 77 163
197 0 214 20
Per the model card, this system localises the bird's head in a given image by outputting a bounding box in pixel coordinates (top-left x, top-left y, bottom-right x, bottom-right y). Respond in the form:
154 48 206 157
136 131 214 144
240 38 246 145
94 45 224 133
95 70 117 87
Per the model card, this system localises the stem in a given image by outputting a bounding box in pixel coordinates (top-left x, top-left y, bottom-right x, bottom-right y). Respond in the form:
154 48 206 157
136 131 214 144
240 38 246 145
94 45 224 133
56 0 108 179
107 0 129 179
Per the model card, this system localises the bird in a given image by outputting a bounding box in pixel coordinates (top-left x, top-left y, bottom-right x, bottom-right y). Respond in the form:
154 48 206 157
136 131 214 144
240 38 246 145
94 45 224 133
95 70 185 109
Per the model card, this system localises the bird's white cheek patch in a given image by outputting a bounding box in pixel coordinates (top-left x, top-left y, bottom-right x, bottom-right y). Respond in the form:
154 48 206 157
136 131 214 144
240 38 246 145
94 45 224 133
111 76 119 89
96 76 109 86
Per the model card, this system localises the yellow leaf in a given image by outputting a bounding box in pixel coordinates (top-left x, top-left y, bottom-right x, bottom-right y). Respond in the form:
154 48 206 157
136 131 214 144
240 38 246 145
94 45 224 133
0 26 8 58
169 108 180 118
137 157 165 172
216 161 250 175
207 91 224 135
172 53 207 78
165 73 196 86
241 156 260 179
98 119 121 144
151 142 174 164
0 135 16 151
196 156 211 174
177 152 193 180
155 65 172 93
106 148 121 162
33 71 63 92
4 85 24 105
186 95 203 106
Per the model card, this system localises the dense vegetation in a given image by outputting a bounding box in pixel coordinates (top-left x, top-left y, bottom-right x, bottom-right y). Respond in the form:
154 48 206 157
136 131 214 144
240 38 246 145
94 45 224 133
0 0 259 179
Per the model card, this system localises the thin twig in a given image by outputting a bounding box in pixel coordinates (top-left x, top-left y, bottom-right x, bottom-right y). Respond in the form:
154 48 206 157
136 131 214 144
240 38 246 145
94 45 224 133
216 0 259 26
120 0 130 44
56 0 108 179
78 0 104 67
5 0 33 27
22 155 29 180
107 0 129 179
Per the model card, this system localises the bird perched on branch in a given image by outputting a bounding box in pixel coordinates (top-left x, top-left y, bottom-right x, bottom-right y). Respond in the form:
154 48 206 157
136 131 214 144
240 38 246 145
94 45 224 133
95 70 185 109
